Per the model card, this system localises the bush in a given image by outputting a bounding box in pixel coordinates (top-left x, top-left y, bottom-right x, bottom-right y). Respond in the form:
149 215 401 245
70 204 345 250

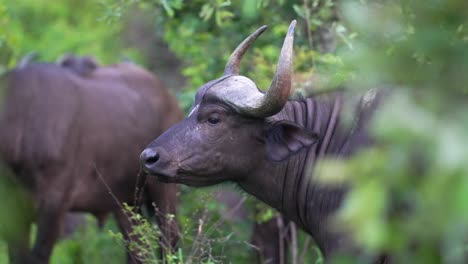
318 1 468 263
0 0 141 72
50 216 126 264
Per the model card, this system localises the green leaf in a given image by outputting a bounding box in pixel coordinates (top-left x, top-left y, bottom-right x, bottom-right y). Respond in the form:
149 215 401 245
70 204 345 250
293 4 307 19
161 0 175 17
200 4 214 21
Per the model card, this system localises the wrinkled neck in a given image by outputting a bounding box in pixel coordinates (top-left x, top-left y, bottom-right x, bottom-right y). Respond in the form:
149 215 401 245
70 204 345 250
239 93 341 210
238 91 368 256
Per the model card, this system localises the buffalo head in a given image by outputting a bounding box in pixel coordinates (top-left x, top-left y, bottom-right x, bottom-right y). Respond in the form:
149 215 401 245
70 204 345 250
140 21 317 186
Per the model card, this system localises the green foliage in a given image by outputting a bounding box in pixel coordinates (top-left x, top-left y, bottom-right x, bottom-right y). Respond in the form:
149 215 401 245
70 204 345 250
108 203 175 263
107 186 323 263
316 1 468 263
0 163 34 244
175 187 255 263
109 189 255 263
104 0 350 110
0 216 126 264
341 0 468 96
254 202 277 224
0 2 15 74
0 242 5 264
50 216 126 264
0 0 140 71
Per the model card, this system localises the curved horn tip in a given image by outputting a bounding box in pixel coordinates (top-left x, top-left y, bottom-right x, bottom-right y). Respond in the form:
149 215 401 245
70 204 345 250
223 24 269 76
288 20 297 34
258 25 268 33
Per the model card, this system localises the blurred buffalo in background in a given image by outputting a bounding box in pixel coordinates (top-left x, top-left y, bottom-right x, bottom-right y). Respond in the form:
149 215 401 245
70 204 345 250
0 55 182 264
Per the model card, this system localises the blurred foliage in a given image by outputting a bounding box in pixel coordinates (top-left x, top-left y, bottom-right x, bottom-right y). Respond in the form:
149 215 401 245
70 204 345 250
0 0 141 74
0 163 34 246
317 1 468 263
103 0 351 110
0 216 126 264
0 243 5 264
49 216 126 264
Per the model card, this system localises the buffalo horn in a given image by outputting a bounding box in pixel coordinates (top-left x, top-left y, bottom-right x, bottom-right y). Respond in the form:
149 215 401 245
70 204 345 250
256 20 296 117
224 25 268 76
210 21 296 118
230 20 296 117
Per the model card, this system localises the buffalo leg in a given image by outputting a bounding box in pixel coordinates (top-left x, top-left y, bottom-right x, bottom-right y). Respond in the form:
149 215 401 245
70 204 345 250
31 200 69 264
145 179 180 254
114 208 143 264
251 215 290 264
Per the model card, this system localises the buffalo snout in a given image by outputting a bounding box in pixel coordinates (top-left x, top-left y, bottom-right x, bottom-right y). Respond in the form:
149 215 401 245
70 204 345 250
140 148 160 172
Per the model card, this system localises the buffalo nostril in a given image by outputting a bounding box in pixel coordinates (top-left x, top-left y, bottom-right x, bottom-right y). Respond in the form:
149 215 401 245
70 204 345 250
146 153 159 164
140 148 160 167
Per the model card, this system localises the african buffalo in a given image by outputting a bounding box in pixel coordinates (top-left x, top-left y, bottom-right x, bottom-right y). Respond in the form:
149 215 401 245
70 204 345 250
0 56 182 263
140 21 385 262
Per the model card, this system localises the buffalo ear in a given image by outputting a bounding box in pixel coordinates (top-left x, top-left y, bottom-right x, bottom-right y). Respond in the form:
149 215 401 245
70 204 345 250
264 120 318 161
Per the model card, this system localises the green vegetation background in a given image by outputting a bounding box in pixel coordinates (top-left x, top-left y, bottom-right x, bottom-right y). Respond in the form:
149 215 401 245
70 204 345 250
1 0 467 263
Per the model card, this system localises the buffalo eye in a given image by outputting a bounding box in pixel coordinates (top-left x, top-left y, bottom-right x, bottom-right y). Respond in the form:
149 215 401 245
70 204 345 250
207 114 221 125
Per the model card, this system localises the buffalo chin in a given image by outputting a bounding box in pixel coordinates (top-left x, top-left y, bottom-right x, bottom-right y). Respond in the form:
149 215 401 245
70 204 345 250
143 167 177 182
153 173 177 183
175 173 230 187
148 168 228 187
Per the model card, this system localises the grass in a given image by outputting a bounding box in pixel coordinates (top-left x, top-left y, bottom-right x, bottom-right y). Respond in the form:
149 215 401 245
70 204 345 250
0 186 322 264
0 242 6 264
50 216 126 264
0 215 126 264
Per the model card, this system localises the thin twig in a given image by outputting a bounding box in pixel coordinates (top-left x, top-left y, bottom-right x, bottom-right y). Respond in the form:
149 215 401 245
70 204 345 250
299 236 312 264
277 216 285 264
204 196 247 236
133 168 148 211
94 164 140 263
290 222 298 264
304 0 314 49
